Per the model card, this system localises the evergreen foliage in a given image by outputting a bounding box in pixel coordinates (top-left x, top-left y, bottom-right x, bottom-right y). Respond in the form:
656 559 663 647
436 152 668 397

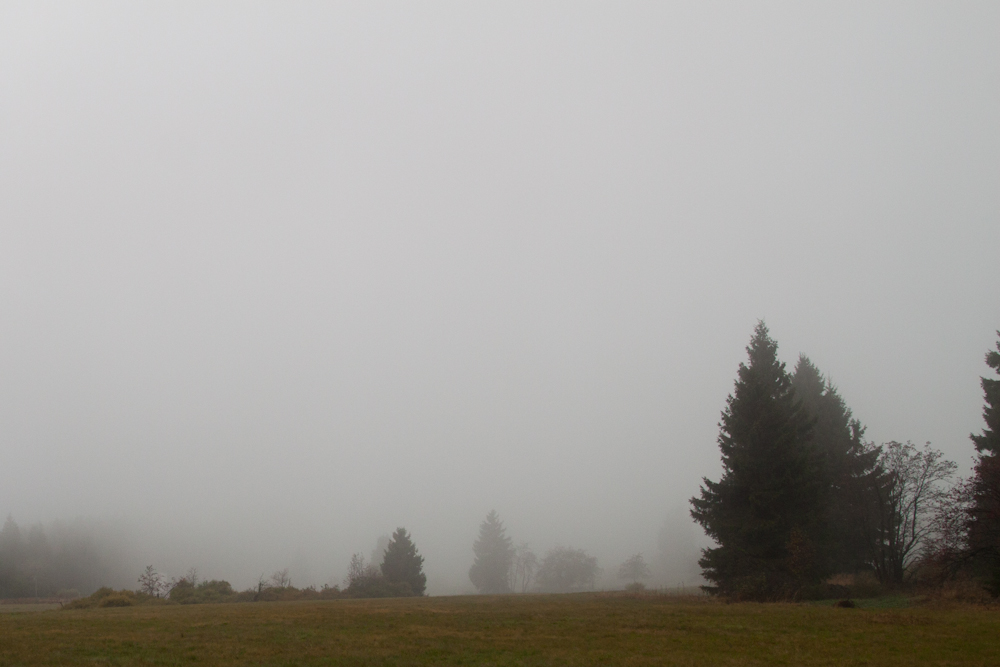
864 441 956 584
971 332 1000 455
468 510 515 594
969 331 1000 594
792 356 879 574
168 578 236 604
380 527 426 596
690 322 822 599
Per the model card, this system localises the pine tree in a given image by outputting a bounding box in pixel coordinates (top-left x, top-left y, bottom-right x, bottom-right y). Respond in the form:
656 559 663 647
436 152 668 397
380 527 426 596
971 332 1000 455
468 510 515 594
792 356 879 574
969 332 1000 595
690 322 822 599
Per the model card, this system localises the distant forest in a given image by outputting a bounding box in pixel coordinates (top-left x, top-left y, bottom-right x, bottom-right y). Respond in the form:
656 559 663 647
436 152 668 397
0 516 135 599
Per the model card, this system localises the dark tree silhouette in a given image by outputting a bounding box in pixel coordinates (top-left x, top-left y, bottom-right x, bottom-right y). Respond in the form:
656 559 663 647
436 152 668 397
690 321 822 600
969 331 1000 594
792 356 880 574
380 527 426 596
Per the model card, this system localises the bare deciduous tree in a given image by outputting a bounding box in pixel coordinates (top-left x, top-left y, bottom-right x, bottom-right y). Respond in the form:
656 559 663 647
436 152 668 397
269 568 292 589
137 565 165 597
924 476 974 575
344 553 380 588
509 543 538 594
862 441 957 584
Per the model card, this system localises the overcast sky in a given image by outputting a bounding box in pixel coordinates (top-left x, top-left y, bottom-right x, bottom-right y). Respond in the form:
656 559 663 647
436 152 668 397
1 2 998 594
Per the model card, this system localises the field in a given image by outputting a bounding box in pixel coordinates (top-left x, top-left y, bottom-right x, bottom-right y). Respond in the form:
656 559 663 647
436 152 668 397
0 593 997 666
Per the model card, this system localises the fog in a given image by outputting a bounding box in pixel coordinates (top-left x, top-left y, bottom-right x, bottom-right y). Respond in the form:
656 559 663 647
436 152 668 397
1 2 997 595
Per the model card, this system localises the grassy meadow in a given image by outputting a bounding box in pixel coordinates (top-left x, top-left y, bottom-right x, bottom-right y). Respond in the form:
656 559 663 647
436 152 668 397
0 593 997 666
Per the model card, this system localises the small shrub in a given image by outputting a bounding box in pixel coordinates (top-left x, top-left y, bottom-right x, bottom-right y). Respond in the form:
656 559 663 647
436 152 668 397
233 589 257 603
62 597 94 610
168 579 196 603
98 592 136 607
90 587 116 601
63 587 141 609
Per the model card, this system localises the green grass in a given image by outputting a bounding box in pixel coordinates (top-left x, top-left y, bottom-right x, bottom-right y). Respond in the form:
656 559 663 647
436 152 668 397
0 593 997 666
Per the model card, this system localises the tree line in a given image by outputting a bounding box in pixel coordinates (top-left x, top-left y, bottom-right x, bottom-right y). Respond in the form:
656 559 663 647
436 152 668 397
466 509 653 594
0 516 134 599
690 322 1000 600
60 526 428 608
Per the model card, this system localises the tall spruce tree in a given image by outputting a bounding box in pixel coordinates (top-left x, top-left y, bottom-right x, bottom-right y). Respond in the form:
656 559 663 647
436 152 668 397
469 510 515 594
690 322 822 599
971 332 1000 455
380 527 426 596
968 332 1000 595
792 356 879 574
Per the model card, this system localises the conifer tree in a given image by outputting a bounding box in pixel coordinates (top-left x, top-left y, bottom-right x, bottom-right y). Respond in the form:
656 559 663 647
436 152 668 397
690 322 822 599
468 510 515 594
792 356 879 574
968 332 1000 595
971 332 1000 455
380 527 426 596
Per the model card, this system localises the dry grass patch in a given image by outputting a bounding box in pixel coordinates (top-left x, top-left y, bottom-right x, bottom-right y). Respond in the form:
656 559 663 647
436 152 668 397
0 593 997 665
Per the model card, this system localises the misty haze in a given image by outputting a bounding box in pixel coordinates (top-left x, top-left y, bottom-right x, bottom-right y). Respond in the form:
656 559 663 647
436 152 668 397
1 1 998 607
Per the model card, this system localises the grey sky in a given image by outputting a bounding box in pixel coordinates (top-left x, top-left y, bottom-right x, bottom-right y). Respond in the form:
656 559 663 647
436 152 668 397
1 2 998 594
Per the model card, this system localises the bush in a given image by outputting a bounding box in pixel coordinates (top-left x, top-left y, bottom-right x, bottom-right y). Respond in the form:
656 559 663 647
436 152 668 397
62 573 341 609
90 587 116 601
168 579 196 603
65 587 138 609
98 592 136 607
170 578 236 604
